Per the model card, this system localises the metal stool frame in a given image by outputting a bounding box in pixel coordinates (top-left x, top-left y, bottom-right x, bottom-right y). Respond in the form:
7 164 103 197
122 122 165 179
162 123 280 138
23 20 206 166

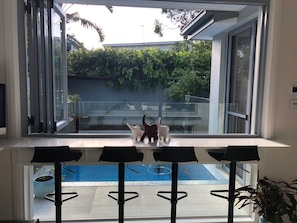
153 146 198 223
99 146 144 223
208 145 260 223
31 146 82 223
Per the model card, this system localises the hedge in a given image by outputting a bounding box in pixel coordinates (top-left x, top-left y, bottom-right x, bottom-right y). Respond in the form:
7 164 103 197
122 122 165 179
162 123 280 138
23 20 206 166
67 41 211 99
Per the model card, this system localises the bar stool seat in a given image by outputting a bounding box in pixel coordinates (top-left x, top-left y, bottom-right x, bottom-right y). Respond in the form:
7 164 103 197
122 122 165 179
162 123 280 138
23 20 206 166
208 145 260 223
153 146 198 223
99 146 144 223
31 146 82 223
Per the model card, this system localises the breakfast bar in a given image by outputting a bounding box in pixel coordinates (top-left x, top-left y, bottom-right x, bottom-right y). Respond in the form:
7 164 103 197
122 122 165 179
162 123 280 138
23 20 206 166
0 137 290 222
0 137 290 164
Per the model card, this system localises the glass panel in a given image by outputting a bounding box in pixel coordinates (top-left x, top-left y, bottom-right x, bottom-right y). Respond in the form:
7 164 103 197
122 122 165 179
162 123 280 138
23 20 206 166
229 28 252 115
58 101 249 135
52 9 64 122
36 7 44 124
227 114 246 133
32 163 256 221
61 101 212 134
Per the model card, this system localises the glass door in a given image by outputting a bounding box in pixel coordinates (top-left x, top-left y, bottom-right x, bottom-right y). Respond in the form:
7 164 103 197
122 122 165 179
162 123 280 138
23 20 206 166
225 22 257 134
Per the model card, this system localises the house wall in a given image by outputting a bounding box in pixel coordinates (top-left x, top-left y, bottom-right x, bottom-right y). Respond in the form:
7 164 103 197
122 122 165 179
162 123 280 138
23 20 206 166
208 33 227 134
0 0 297 221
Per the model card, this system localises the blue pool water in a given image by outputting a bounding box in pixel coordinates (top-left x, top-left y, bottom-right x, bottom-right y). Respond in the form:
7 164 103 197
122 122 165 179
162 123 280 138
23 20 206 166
62 164 220 182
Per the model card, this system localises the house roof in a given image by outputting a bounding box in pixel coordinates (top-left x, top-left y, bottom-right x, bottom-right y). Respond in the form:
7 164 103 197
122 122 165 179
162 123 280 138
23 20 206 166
181 10 238 40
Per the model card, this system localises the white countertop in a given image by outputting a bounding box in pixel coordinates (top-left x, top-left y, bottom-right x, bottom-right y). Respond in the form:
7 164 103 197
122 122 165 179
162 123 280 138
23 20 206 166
0 136 290 150
0 137 290 164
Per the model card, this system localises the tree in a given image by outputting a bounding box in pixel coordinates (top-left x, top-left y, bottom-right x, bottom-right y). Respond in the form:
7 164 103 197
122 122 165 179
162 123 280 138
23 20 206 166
154 9 201 37
62 4 113 47
165 41 211 100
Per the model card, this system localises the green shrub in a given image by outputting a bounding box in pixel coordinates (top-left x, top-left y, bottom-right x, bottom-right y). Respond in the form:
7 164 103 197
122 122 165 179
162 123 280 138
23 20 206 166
67 41 211 99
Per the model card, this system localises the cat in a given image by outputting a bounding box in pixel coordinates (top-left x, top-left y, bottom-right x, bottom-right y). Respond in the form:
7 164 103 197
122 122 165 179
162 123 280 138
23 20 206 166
141 115 158 143
158 117 170 142
126 122 143 141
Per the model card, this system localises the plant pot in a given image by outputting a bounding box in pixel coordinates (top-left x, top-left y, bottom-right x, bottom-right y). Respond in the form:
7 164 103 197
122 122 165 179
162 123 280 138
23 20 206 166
259 216 272 223
34 175 55 199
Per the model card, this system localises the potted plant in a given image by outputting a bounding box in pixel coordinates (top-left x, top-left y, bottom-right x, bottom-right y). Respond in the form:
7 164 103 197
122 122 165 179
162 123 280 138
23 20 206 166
235 177 297 223
33 166 55 199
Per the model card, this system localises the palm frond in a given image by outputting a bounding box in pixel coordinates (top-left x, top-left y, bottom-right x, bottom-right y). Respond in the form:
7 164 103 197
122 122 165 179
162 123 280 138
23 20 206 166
66 12 105 42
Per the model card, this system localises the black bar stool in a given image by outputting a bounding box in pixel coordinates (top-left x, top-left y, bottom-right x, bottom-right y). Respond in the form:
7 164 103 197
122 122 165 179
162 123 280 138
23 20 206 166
31 146 82 223
153 146 198 223
208 145 260 223
99 146 144 223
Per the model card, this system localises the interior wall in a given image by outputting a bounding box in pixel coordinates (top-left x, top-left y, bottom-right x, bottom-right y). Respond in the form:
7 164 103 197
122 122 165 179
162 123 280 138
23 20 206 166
259 0 297 182
3 0 22 139
0 150 14 219
0 0 11 216
273 0 297 143
0 0 20 219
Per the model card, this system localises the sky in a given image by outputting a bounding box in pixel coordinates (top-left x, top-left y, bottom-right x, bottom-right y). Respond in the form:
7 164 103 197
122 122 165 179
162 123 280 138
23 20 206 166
63 4 184 49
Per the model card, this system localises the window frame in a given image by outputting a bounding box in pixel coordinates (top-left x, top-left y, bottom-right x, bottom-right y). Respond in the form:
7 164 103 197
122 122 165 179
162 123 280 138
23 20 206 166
23 0 269 137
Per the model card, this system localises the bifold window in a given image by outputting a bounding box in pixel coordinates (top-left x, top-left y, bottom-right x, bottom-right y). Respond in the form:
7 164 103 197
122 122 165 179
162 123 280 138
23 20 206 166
24 0 268 136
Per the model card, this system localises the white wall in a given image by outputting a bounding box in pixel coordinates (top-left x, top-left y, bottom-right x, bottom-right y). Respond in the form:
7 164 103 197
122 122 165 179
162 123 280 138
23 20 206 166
259 0 297 181
0 0 25 219
208 33 227 134
1 0 297 221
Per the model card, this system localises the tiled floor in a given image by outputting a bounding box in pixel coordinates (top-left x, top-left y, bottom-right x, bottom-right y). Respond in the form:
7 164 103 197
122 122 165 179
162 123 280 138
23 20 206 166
33 166 252 223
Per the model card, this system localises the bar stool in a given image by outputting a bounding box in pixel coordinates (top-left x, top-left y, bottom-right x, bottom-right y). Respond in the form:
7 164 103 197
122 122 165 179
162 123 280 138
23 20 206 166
31 146 82 223
99 146 144 223
153 146 198 223
208 145 260 223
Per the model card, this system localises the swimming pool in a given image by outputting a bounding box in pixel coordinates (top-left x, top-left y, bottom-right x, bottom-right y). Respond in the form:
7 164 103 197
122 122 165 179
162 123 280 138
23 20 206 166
62 164 226 183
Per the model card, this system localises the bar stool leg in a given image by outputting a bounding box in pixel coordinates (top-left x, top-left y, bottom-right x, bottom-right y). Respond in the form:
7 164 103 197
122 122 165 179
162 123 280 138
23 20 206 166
171 163 178 223
54 162 62 223
227 161 237 223
118 163 125 223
